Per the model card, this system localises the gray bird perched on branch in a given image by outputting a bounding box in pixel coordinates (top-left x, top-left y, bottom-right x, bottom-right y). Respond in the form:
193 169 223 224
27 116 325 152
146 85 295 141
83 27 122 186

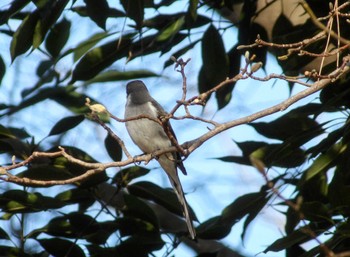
124 80 196 239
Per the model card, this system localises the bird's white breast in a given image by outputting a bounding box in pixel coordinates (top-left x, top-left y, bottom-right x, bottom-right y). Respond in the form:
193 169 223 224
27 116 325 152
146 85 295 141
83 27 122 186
125 99 171 154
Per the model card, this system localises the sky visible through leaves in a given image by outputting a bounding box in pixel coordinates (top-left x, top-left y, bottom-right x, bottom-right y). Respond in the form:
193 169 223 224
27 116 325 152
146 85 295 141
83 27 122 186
0 1 333 256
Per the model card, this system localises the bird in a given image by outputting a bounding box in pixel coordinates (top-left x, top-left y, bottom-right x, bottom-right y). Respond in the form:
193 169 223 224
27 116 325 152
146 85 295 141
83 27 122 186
124 80 196 239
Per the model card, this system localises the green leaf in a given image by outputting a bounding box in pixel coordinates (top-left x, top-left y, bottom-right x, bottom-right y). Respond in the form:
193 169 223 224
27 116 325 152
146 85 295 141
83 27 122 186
332 222 350 246
9 127 31 139
17 166 75 185
221 191 267 224
33 0 69 49
29 216 72 239
265 219 332 254
249 112 323 143
104 133 122 161
45 18 71 58
35 59 54 77
49 146 108 188
115 234 164 256
218 141 306 168
216 155 250 166
0 55 5 86
5 87 87 116
215 47 240 109
128 33 187 61
0 124 17 139
10 11 40 61
143 13 210 30
156 16 185 42
307 126 344 157
163 40 199 68
250 143 306 168
32 0 51 9
188 0 199 20
113 166 150 186
300 172 328 203
0 138 31 159
0 227 10 240
159 33 187 55
120 0 144 29
320 79 350 109
115 217 156 237
0 246 26 257
285 203 301 234
328 166 350 213
71 35 133 82
300 201 332 223
71 6 125 19
38 238 85 257
84 69 161 85
264 230 310 253
71 32 113 62
0 103 8 111
143 13 181 30
0 190 65 213
49 87 95 114
48 115 85 136
0 0 31 25
83 0 110 30
236 141 267 155
153 0 176 8
300 143 345 186
196 216 231 239
241 189 271 240
128 181 196 220
88 221 122 244
33 213 119 244
123 193 159 229
198 24 229 107
55 188 95 206
86 245 116 256
5 127 29 139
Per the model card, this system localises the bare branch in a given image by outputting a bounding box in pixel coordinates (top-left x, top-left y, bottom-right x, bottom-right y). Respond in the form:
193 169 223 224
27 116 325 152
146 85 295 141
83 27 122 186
2 52 349 190
300 0 350 46
186 56 350 154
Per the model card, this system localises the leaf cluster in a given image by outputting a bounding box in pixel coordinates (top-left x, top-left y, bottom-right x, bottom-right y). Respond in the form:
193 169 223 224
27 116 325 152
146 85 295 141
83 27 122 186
1 0 350 257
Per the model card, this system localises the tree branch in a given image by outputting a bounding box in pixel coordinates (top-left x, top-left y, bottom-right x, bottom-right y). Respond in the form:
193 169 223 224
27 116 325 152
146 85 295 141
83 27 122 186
2 55 349 187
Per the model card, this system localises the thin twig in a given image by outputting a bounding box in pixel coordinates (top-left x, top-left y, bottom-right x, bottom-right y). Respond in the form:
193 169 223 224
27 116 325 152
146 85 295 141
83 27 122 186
186 56 350 154
3 56 349 186
300 0 350 46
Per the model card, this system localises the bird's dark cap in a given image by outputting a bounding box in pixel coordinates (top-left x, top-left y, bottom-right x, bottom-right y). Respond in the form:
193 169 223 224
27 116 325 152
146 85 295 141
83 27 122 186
126 80 148 95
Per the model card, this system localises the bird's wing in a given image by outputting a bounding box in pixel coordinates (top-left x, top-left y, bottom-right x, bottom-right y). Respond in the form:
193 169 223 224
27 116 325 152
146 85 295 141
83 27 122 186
151 99 187 175
167 123 187 175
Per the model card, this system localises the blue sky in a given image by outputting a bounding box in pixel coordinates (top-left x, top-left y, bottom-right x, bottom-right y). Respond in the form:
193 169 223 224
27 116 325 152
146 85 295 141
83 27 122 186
0 1 328 256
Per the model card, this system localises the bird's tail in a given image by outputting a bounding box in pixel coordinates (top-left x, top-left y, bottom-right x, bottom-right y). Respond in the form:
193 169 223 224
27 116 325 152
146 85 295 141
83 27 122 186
158 155 196 239
168 174 196 239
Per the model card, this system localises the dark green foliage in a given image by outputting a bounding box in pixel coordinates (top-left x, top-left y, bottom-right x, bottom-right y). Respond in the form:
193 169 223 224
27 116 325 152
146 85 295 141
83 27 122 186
83 0 110 30
48 115 85 136
104 133 122 161
128 181 197 220
45 17 71 58
38 238 85 257
199 25 229 108
1 0 350 257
